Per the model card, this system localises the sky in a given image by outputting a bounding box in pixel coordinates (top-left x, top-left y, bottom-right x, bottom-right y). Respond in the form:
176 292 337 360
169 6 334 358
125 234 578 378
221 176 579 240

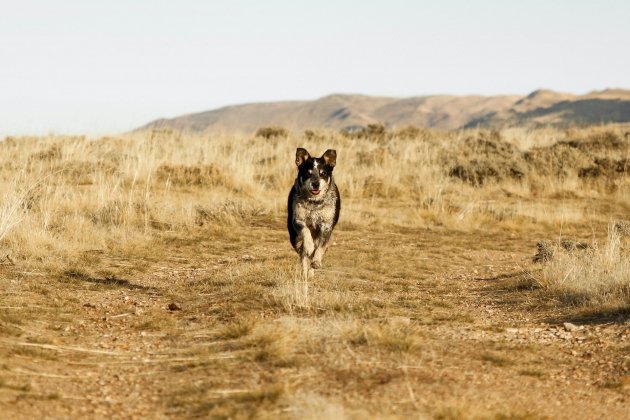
1 0 629 136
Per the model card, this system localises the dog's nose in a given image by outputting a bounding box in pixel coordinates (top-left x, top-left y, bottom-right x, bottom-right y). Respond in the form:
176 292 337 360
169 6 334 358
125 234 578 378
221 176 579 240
312 181 320 189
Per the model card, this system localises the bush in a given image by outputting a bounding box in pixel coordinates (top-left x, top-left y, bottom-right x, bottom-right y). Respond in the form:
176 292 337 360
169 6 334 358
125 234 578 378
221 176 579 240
255 126 289 139
537 224 630 306
341 124 386 141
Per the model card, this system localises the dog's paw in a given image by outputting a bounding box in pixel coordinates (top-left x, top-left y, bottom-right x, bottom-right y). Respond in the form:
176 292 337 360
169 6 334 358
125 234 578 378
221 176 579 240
311 260 322 269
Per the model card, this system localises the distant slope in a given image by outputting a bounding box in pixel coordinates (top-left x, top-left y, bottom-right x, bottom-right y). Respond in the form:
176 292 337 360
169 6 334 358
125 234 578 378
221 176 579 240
136 89 630 133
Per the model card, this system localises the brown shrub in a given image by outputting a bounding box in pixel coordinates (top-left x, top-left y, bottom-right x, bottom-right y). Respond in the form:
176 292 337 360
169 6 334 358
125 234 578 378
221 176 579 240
459 131 516 158
356 147 388 166
255 126 289 139
450 162 495 186
533 239 592 263
614 220 630 237
523 143 589 178
29 144 63 161
391 126 425 140
448 133 527 186
533 240 554 263
578 158 630 179
303 129 326 142
54 161 118 185
91 200 127 226
156 164 228 187
341 124 387 141
561 131 628 152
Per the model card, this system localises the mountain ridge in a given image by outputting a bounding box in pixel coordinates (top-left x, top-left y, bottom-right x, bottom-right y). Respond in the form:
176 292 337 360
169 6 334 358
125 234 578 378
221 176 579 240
137 89 630 133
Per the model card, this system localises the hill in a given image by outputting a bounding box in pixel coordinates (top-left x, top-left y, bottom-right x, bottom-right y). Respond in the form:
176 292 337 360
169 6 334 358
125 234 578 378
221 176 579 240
137 89 630 133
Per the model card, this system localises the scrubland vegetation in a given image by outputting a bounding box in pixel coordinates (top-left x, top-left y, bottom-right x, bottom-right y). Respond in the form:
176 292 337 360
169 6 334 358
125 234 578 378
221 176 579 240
0 125 628 418
1 125 628 297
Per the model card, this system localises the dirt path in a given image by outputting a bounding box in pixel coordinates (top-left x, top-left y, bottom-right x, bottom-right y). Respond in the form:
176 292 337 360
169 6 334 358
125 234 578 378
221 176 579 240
1 224 628 418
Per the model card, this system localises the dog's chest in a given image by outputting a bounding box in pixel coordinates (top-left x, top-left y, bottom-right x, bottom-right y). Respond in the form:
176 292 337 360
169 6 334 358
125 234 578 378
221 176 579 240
295 200 336 228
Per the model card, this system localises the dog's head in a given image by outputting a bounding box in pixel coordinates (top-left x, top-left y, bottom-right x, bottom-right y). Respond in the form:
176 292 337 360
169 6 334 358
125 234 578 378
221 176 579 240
294 148 337 199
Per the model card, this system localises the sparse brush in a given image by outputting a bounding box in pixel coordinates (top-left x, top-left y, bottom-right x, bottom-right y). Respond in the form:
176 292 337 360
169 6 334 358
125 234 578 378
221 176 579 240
156 163 229 187
0 190 26 243
0 125 628 270
217 320 254 340
272 266 310 310
341 123 387 141
255 126 289 139
614 219 630 237
0 171 38 243
537 223 630 307
194 201 268 226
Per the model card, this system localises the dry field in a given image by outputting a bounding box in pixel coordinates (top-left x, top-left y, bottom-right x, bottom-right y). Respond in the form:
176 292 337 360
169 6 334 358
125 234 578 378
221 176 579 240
0 125 629 418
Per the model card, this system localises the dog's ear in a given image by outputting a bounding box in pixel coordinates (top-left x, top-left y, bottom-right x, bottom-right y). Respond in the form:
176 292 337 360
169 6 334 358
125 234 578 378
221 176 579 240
322 149 337 167
295 148 310 167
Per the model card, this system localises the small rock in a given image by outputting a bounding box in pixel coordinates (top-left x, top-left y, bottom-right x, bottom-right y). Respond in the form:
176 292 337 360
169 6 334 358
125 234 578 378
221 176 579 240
506 328 519 334
563 322 579 332
168 302 182 311
83 303 96 309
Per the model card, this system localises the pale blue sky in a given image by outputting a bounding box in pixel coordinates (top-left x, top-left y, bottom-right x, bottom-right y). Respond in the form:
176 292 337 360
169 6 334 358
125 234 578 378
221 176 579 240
1 0 629 135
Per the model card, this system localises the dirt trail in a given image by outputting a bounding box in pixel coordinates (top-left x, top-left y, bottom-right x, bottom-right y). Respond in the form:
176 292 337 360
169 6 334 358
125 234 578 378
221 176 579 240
1 225 628 418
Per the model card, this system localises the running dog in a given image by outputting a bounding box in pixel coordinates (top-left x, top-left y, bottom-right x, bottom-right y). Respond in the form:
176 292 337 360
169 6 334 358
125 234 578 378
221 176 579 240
288 148 341 280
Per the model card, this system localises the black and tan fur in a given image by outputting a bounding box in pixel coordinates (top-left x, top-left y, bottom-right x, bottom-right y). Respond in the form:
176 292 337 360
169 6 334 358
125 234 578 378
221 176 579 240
288 148 341 279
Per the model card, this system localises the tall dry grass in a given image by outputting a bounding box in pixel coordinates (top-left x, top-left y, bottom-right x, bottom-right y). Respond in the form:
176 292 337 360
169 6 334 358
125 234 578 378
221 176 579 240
0 125 628 277
538 222 630 308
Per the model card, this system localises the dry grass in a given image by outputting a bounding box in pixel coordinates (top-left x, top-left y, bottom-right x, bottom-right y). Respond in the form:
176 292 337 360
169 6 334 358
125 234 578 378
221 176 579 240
537 222 630 307
1 126 629 304
0 125 626 273
1 125 629 418
1 126 628 264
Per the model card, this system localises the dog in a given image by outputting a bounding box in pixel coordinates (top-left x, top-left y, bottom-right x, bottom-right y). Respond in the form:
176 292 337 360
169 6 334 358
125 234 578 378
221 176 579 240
288 148 341 280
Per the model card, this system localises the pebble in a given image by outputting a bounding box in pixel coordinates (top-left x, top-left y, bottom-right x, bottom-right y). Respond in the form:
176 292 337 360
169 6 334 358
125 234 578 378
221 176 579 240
563 322 580 332
168 302 182 311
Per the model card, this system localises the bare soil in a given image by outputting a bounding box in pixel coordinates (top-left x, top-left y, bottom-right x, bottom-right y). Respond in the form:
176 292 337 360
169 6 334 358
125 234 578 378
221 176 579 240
1 221 628 418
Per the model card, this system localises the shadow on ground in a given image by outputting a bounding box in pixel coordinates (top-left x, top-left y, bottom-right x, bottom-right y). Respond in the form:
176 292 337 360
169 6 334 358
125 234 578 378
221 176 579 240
63 270 157 291
546 305 630 326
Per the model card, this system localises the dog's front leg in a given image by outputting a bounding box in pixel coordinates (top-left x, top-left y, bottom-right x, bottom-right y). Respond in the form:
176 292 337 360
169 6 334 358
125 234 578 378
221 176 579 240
295 222 315 280
311 226 332 269
311 245 327 269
